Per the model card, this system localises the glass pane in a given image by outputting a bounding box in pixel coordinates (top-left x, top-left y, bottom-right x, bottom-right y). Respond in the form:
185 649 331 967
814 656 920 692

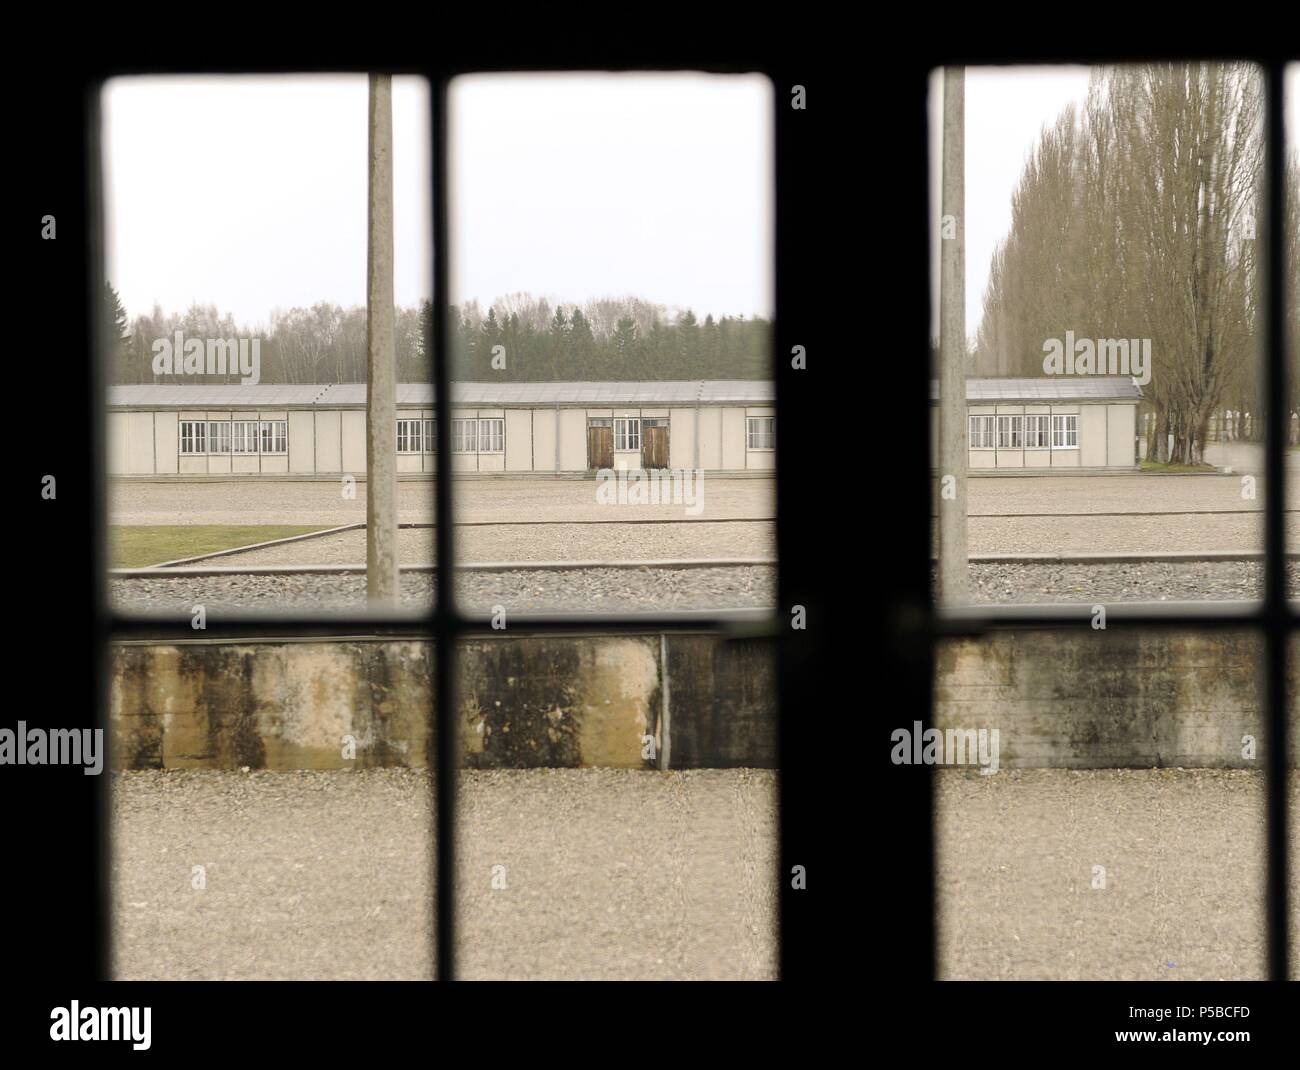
110 637 434 979
929 63 1273 607
104 74 434 618
448 72 775 617
934 628 1271 979
452 633 777 979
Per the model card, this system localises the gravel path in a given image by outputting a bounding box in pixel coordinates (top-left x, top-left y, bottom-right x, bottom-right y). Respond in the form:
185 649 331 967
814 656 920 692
949 468 1300 514
953 560 1300 602
200 521 772 567
112 767 777 980
110 564 776 614
932 466 1300 553
937 768 1300 980
110 477 774 526
932 513 1300 555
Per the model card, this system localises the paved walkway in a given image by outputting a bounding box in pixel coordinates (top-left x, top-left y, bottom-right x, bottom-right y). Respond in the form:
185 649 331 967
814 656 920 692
937 769 1300 980
112 768 777 980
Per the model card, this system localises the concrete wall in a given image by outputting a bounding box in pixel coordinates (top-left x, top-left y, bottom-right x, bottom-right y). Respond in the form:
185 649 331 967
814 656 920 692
110 635 777 771
934 630 1299 768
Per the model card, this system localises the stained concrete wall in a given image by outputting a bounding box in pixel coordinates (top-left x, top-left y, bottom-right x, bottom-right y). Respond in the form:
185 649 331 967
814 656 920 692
110 635 777 771
935 630 1300 768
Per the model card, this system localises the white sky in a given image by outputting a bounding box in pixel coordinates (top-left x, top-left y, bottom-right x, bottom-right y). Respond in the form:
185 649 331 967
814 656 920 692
449 72 772 318
929 63 1300 343
103 72 773 327
103 75 431 326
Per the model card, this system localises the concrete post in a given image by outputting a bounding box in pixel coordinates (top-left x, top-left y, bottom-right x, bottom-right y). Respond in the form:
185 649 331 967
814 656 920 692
366 74 399 605
938 66 969 605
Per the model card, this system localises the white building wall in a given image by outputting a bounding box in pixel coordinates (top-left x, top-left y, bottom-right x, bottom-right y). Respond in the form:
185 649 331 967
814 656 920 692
1079 406 1107 467
697 406 723 470
316 411 342 473
505 410 531 471
669 408 695 469
533 409 557 472
1107 404 1136 466
155 413 178 473
341 411 366 473
289 411 315 474
721 408 746 469
122 412 152 473
558 410 586 471
109 399 779 477
107 413 128 474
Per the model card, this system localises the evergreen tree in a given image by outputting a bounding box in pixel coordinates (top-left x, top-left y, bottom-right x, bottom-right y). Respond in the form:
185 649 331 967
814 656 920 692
548 306 569 380
104 281 133 381
569 307 595 378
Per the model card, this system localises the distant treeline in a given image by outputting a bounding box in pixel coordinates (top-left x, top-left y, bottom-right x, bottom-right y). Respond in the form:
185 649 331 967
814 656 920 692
105 289 772 384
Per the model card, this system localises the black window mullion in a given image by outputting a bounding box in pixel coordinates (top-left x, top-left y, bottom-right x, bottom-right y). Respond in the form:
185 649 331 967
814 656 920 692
1262 58 1290 984
431 72 457 984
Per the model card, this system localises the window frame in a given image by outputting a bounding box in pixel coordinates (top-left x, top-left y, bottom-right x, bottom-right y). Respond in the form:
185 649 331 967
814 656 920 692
995 414 1023 449
206 420 231 455
614 416 641 451
476 417 504 454
451 417 476 454
968 414 995 450
258 419 287 455
746 415 776 450
1050 412 1078 450
396 418 423 454
178 419 206 455
921 60 1294 991
1024 413 1051 449
231 419 259 454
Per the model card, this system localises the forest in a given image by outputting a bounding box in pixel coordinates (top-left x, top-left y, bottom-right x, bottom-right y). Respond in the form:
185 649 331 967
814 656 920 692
104 290 773 386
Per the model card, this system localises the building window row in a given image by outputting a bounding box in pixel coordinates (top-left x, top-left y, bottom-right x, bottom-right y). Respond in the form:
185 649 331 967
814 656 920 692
969 414 1078 450
180 419 287 455
450 417 505 455
178 413 777 458
396 418 437 454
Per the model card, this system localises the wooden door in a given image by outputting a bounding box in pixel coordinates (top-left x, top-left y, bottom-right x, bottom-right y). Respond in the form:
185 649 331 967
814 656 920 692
587 425 613 470
643 425 669 469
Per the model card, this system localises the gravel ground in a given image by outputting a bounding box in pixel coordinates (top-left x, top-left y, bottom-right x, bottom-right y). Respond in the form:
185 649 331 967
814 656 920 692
198 521 772 567
950 466 1300 515
931 463 1300 554
110 564 776 614
937 768 1300 980
950 560 1300 602
934 513 1296 555
111 767 777 981
109 477 774 526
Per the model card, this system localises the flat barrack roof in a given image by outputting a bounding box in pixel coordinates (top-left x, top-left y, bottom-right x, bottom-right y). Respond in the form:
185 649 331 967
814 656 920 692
928 376 1145 402
107 380 776 409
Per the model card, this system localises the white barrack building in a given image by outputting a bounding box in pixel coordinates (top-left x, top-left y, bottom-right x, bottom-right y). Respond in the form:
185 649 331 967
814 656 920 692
106 380 776 477
930 376 1143 470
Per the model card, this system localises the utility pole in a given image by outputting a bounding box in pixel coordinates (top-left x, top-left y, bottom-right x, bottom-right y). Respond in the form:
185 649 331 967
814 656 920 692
938 66 969 605
366 73 399 605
